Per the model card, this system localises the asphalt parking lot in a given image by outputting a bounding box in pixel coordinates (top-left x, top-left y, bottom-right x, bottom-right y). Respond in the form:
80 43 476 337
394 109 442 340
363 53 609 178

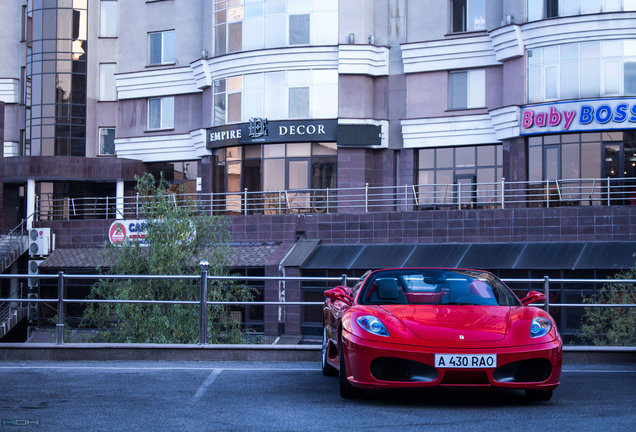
0 360 635 431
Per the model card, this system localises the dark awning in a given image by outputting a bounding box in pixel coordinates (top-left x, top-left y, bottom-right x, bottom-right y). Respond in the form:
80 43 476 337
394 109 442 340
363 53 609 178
301 242 636 271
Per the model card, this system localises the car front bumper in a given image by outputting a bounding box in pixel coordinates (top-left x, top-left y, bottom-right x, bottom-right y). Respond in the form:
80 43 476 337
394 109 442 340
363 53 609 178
341 330 562 390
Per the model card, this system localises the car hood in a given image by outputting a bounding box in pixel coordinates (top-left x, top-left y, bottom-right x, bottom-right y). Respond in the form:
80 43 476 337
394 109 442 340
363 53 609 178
378 305 510 343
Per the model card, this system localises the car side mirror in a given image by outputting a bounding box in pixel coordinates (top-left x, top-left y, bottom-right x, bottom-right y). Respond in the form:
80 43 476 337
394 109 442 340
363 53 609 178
520 290 546 306
325 286 353 306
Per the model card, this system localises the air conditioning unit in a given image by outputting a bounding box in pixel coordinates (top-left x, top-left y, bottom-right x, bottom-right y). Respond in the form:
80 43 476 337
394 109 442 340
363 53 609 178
29 228 51 256
27 293 39 322
28 259 44 288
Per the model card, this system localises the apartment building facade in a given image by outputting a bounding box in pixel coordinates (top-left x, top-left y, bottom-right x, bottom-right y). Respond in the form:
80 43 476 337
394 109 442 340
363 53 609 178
2 0 636 341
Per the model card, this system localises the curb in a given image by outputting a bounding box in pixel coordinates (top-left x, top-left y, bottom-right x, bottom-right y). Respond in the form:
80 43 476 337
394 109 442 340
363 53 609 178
1 344 634 363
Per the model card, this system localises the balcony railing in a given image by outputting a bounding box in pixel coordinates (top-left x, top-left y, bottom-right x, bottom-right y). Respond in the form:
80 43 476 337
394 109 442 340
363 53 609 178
32 177 636 220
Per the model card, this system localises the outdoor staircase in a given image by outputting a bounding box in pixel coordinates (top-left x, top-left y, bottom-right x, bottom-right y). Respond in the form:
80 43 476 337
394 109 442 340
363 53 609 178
0 221 29 339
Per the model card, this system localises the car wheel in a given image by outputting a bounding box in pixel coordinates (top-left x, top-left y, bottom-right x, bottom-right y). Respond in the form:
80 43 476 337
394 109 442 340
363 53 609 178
525 389 553 401
339 338 362 399
322 328 338 376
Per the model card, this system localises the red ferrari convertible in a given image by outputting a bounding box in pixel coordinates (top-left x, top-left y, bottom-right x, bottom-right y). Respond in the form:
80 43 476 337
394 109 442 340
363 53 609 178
322 268 562 400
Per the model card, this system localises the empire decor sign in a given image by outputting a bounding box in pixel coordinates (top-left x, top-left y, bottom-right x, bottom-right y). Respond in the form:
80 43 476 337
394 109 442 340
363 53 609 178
206 118 338 149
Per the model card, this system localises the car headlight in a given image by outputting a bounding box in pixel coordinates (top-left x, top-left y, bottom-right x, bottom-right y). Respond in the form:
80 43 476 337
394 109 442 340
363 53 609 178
356 315 390 337
530 317 552 338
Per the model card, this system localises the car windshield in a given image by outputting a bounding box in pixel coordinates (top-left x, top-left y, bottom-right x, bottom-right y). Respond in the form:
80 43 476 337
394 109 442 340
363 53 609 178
358 269 521 307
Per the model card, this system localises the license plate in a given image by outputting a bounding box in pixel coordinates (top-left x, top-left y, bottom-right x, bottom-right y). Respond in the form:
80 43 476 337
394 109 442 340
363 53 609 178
435 354 497 369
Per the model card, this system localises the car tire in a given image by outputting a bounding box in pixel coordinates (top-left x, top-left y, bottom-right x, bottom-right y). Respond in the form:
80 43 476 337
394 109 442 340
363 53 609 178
322 328 338 376
525 389 553 401
339 338 362 399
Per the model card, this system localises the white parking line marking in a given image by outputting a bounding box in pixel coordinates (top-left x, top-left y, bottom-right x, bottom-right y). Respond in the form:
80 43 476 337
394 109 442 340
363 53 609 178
192 369 222 402
562 369 636 373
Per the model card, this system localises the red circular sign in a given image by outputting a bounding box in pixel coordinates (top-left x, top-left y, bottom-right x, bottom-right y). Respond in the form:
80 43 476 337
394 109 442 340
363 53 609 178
109 222 126 245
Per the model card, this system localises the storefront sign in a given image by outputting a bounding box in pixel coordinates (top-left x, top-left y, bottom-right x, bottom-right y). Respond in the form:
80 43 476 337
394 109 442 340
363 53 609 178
108 219 148 246
206 119 337 149
520 98 636 135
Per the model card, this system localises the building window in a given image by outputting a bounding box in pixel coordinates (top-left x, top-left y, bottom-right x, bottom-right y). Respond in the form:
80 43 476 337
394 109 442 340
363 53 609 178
148 97 174 130
417 145 502 208
449 69 485 109
100 1 118 37
213 70 337 125
148 30 175 65
528 0 636 21
527 40 636 103
450 0 485 33
99 127 116 155
213 1 336 55
289 14 310 45
99 63 117 101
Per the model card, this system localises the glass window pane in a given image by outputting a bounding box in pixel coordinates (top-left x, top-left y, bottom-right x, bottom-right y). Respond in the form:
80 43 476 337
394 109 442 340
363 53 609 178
601 40 622 57
451 0 466 33
213 94 226 125
449 72 467 109
100 1 117 37
149 32 162 65
545 66 558 99
99 127 115 155
244 18 264 50
468 0 485 31
625 0 636 11
312 142 337 156
264 143 285 158
625 62 636 95
602 0 621 11
561 61 580 99
559 0 579 16
264 158 285 190
289 14 309 45
148 98 161 129
545 146 559 179
264 0 286 14
244 145 262 159
527 0 542 21
467 69 485 107
477 145 494 166
99 63 117 101
245 0 264 17
215 24 227 55
561 43 578 61
289 87 309 118
581 0 601 13
455 147 475 167
288 160 309 189
228 93 242 123
527 48 541 66
419 149 435 169
581 41 600 59
581 141 601 177
264 13 285 48
229 22 242 52
543 45 559 64
228 76 243 92
604 61 620 94
580 59 600 97
163 31 175 63
162 97 174 129
527 65 542 103
436 147 453 168
287 143 311 157
528 144 542 182
562 144 580 179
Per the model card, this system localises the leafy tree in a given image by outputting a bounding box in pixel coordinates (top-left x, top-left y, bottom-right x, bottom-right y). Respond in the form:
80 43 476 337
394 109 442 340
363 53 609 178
580 263 636 346
82 173 254 343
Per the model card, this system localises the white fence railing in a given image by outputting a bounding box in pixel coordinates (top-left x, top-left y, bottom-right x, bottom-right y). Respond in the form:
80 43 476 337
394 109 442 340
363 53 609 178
32 177 636 220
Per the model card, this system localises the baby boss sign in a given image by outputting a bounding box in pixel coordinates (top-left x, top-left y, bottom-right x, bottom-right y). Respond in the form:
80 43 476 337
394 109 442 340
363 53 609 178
520 98 636 135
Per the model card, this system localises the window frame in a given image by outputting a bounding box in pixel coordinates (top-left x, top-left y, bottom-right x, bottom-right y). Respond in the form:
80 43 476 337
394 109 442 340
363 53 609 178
448 69 486 110
147 96 175 131
148 30 175 66
99 0 118 38
98 127 116 155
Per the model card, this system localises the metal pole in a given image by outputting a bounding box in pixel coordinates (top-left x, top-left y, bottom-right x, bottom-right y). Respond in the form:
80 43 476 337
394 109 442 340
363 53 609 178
341 274 348 287
199 260 210 345
56 272 65 345
543 275 550 315
607 177 611 206
501 177 505 209
244 188 248 215
326 188 330 214
365 183 369 212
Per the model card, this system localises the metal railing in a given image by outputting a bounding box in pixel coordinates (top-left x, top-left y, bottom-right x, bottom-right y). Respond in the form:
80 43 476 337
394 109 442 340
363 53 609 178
31 177 636 220
0 269 634 346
